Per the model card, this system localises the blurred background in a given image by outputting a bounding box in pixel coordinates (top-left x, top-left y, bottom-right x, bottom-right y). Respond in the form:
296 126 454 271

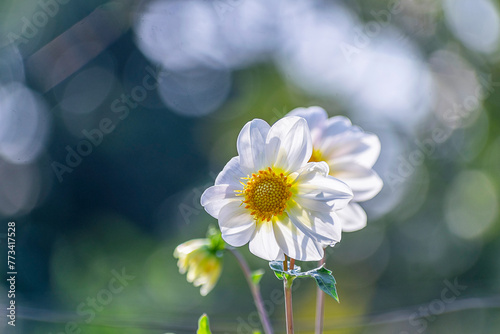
1 0 500 333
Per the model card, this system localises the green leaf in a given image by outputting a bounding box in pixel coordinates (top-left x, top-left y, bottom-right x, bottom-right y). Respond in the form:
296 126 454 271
253 331 262 334
308 267 339 302
269 261 285 280
269 261 283 272
269 261 339 302
269 261 303 280
197 314 212 334
251 269 265 285
274 270 285 280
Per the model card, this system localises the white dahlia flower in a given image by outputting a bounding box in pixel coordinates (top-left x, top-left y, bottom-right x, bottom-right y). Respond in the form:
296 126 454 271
201 116 353 261
287 107 383 233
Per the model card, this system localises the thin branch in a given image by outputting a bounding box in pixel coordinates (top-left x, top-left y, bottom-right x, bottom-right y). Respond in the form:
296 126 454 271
315 255 327 334
284 255 294 334
227 247 274 334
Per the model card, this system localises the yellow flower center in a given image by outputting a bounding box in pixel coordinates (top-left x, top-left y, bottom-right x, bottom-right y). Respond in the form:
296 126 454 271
239 167 293 222
308 148 324 163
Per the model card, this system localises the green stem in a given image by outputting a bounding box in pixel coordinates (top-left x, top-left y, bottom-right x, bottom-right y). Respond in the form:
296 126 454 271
284 256 294 334
315 255 326 334
228 248 274 334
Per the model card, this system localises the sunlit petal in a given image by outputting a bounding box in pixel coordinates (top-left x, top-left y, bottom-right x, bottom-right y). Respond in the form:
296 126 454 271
249 221 284 261
331 163 383 202
215 156 247 185
266 116 312 173
201 184 241 218
296 174 353 210
273 214 324 261
337 202 368 232
286 106 328 144
321 129 381 168
237 119 270 171
287 202 342 246
218 201 256 247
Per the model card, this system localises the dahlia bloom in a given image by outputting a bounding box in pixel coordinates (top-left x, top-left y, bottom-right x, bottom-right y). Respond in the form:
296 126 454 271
201 117 353 261
286 107 383 233
174 238 223 296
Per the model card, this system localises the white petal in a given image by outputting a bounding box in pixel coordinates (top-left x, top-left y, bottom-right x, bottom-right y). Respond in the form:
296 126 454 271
286 202 341 246
289 163 337 212
331 163 383 202
286 106 328 144
296 172 353 211
218 201 256 247
215 156 246 186
265 116 312 173
320 127 381 168
174 239 208 257
200 184 241 218
293 161 330 182
286 106 328 130
237 119 270 171
291 196 333 212
321 116 354 137
273 214 324 261
200 263 221 296
248 221 284 261
337 202 368 232
318 211 342 246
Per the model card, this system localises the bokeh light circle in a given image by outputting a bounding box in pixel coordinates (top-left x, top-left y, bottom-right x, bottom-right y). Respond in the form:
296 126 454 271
444 0 500 54
157 66 231 117
0 83 50 164
445 170 498 239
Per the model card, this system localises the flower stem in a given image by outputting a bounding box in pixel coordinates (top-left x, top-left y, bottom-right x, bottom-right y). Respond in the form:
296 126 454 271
284 255 294 334
228 248 274 334
315 254 327 334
